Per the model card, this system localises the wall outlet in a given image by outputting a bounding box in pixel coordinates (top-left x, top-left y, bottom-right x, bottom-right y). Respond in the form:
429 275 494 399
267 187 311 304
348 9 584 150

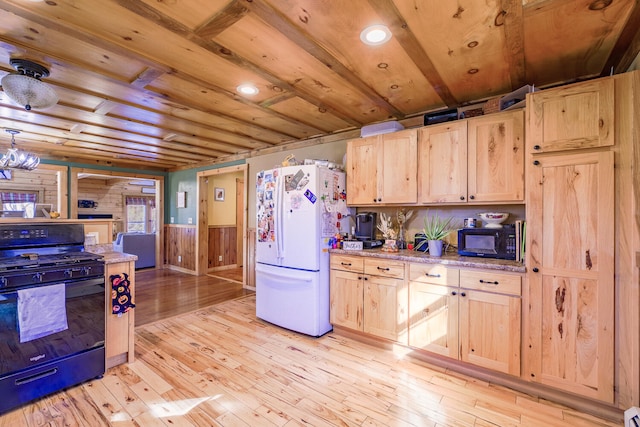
188 217 193 224
170 217 174 223
218 255 223 262
178 255 182 262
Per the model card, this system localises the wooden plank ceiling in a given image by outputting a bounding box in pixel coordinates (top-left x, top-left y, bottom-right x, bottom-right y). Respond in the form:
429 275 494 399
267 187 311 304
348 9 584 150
0 0 638 171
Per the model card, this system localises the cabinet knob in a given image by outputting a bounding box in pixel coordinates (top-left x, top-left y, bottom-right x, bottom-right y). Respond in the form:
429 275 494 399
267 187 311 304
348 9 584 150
532 267 539 273
533 160 540 166
469 195 475 200
451 291 457 296
377 198 382 202
460 196 465 201
373 198 376 203
533 144 541 150
460 292 466 297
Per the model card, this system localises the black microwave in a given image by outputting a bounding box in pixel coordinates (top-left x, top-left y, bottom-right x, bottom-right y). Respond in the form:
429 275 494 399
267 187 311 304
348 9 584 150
458 226 517 260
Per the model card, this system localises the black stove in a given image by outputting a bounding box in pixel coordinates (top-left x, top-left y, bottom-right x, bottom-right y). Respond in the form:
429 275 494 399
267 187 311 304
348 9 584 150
0 223 106 415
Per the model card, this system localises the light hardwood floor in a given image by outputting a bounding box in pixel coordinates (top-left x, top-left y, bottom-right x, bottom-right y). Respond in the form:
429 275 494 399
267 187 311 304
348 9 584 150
0 294 622 426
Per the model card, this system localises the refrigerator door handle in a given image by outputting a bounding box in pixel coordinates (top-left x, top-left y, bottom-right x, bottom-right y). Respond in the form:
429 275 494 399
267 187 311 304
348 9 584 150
276 169 285 260
256 266 314 285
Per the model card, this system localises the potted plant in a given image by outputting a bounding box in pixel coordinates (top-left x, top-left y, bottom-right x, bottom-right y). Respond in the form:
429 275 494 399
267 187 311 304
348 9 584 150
416 211 456 256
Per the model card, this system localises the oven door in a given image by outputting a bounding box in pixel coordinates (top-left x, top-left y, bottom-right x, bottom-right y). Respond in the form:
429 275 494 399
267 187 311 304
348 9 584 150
0 276 105 377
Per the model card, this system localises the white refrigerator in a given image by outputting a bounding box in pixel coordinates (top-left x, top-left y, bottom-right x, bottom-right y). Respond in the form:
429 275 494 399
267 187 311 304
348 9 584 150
255 164 348 336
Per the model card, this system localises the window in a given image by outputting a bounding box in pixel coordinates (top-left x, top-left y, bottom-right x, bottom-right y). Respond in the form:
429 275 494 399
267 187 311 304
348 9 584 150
125 196 156 233
1 192 36 218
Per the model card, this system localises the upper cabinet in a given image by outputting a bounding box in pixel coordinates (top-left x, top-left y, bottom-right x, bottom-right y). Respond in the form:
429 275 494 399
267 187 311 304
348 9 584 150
346 129 417 205
419 110 525 204
527 78 614 153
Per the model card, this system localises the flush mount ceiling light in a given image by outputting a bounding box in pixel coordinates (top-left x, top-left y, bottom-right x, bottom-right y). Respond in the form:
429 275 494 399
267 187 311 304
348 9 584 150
1 58 58 111
1 129 40 171
360 25 392 46
236 83 259 96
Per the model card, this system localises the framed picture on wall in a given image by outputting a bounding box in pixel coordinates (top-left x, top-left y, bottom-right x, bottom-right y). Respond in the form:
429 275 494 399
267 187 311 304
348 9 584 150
176 191 186 208
215 187 225 201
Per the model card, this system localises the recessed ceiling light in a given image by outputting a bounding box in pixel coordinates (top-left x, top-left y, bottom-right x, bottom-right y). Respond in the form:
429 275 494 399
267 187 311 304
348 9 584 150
236 84 259 96
360 25 392 46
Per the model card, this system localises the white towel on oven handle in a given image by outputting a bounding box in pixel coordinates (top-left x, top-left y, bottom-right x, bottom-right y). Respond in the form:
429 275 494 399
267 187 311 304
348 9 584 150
17 283 68 343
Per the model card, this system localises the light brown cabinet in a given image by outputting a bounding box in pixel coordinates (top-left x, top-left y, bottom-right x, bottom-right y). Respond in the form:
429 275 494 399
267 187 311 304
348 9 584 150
418 110 524 203
526 78 615 403
409 264 521 376
527 78 614 153
105 260 136 369
346 129 417 205
330 254 408 343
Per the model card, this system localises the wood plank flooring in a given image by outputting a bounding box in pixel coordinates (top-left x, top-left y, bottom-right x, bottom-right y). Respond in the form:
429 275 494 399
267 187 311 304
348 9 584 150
135 268 253 326
0 294 622 426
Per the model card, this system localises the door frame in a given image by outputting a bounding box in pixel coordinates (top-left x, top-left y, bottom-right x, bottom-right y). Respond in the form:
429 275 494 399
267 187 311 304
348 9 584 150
196 164 248 284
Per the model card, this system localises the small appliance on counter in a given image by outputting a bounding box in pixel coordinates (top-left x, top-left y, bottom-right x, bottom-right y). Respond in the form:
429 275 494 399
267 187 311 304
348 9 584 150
458 224 517 260
354 212 383 249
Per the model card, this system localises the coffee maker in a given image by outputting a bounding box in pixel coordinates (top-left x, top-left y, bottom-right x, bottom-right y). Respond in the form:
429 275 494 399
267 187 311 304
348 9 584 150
354 212 383 248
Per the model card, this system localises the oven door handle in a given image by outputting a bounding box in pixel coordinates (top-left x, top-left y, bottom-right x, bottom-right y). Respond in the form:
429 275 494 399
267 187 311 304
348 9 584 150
15 368 58 385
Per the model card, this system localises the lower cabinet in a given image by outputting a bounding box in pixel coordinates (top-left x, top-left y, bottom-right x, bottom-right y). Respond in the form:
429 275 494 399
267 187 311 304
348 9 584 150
330 254 408 344
409 263 522 376
105 260 136 369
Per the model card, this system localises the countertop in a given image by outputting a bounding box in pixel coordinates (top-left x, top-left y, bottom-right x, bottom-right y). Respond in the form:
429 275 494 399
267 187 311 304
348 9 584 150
86 244 138 264
330 247 526 273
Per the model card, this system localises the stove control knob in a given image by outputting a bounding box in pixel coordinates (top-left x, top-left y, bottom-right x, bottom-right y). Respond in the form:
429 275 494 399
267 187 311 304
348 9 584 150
65 269 73 278
33 272 44 282
81 266 92 276
0 277 6 288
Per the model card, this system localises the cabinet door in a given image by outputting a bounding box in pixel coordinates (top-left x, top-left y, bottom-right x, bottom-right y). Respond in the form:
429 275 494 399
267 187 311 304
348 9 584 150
380 129 418 204
106 261 135 366
364 275 407 343
459 289 521 376
408 282 458 358
418 121 467 203
526 151 614 402
468 111 524 202
527 78 614 153
329 269 363 330
346 136 380 205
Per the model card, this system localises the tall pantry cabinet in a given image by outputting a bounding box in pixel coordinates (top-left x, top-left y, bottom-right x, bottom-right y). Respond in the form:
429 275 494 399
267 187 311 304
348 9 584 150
525 71 640 408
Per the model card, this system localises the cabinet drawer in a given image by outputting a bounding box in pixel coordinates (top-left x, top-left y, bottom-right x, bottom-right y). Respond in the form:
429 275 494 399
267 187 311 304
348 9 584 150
409 263 459 286
460 270 521 296
331 255 364 273
364 258 405 279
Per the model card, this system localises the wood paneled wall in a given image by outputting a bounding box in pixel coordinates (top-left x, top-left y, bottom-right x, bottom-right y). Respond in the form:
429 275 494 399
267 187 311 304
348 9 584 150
208 226 237 269
77 178 129 221
164 224 196 272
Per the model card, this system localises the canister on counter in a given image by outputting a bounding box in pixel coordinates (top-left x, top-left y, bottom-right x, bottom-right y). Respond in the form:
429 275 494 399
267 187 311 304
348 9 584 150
463 218 477 228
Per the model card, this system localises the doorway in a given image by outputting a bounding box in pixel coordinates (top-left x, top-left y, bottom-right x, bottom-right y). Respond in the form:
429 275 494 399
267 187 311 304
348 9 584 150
196 165 248 286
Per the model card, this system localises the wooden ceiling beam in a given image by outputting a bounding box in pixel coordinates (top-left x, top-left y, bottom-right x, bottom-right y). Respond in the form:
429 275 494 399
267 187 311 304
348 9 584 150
195 0 250 40
366 0 458 108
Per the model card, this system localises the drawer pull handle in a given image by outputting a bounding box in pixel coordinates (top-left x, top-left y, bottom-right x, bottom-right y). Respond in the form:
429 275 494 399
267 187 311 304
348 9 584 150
341 262 352 266
425 273 441 278
479 279 499 285
377 267 390 271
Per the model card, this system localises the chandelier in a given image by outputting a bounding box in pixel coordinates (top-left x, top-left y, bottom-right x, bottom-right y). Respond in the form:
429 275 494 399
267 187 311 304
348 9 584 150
1 58 58 111
1 130 40 171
